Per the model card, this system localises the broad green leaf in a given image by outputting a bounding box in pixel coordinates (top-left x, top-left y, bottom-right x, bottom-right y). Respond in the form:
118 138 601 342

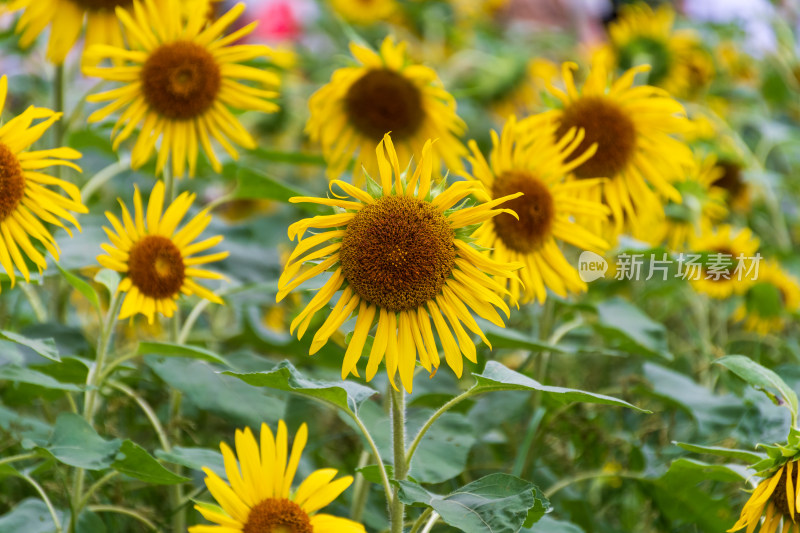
0 498 65 533
94 269 120 296
716 355 799 422
675 442 765 463
397 473 549 533
0 331 60 362
38 413 120 470
480 323 566 353
139 341 227 365
235 167 311 203
112 440 190 484
593 297 673 359
224 360 377 415
55 262 99 311
156 446 226 479
410 411 477 484
356 465 418 485
0 405 52 445
0 365 81 391
524 516 585 533
470 361 648 412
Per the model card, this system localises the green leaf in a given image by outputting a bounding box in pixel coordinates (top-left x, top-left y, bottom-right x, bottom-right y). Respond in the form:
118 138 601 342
470 362 649 412
94 269 120 296
356 465 418 485
0 498 65 533
0 331 60 362
524 516 585 533
481 323 566 353
674 442 765 463
235 167 311 203
156 446 226 479
38 413 120 470
716 355 799 422
55 262 99 311
397 473 549 533
223 360 377 415
593 297 673 359
409 411 477 484
112 440 190 485
0 365 81 391
138 342 227 365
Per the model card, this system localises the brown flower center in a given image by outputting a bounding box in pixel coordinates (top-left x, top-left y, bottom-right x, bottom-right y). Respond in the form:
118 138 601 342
556 96 637 179
141 41 221 121
340 195 455 312
70 0 133 10
0 143 26 221
243 498 312 533
771 464 796 518
491 171 554 253
701 247 736 282
128 236 185 298
345 69 424 141
712 160 745 200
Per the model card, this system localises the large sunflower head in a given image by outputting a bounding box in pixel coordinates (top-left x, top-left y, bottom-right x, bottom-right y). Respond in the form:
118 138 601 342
306 36 467 182
0 76 87 289
277 134 522 392
688 223 760 300
464 114 610 303
190 421 365 533
83 0 280 178
732 262 800 336
543 57 693 236
730 455 800 533
97 181 229 323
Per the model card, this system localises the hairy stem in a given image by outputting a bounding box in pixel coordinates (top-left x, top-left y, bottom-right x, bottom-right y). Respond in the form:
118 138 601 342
390 386 407 533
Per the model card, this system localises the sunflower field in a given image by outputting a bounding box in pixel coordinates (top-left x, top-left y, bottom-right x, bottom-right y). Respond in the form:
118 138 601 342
1 0 800 531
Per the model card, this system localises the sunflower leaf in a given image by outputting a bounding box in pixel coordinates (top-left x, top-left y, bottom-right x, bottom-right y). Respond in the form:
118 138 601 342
55 263 100 312
716 355 799 423
0 331 60 362
396 473 550 532
469 361 649 412
111 440 190 485
138 342 227 365
674 441 765 463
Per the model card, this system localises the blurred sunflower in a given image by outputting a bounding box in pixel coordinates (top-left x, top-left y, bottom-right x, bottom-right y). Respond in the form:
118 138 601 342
307 36 467 182
604 2 713 98
328 0 397 25
190 421 365 533
278 134 521 392
97 181 228 323
465 115 609 304
732 262 800 336
688 223 759 299
0 76 87 289
543 58 692 236
729 459 800 533
83 0 280 178
656 154 727 251
712 158 751 213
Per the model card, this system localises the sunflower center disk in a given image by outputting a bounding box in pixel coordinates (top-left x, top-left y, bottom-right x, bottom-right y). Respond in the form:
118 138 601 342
340 195 455 312
772 466 794 518
242 498 312 533
491 171 555 254
141 41 221 121
0 143 26 221
128 236 185 298
70 0 133 10
557 97 637 179
713 161 745 199
345 69 424 141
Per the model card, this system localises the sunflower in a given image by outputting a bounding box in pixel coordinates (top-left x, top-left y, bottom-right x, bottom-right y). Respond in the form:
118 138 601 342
729 459 800 533
190 421 365 533
464 115 609 304
688 223 759 300
732 262 800 336
604 2 712 99
306 36 467 182
277 134 521 393
328 0 397 25
83 0 280 178
713 158 751 213
654 154 727 251
96 181 228 323
541 57 692 237
0 76 87 290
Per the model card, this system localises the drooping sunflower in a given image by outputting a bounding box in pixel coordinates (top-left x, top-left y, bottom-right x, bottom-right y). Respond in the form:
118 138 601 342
729 459 800 533
654 154 728 251
97 181 228 323
83 0 280 178
0 76 87 290
278 134 521 393
542 57 693 237
306 36 467 182
688 223 759 300
328 0 397 25
732 262 800 336
190 421 365 533
604 2 713 99
465 115 609 304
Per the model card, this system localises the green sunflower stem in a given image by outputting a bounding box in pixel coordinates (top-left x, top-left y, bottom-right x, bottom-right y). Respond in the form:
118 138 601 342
390 385 407 533
168 308 186 533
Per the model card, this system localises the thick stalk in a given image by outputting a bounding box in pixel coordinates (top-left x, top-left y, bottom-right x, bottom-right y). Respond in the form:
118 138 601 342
168 306 186 533
390 386 407 533
349 450 371 522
